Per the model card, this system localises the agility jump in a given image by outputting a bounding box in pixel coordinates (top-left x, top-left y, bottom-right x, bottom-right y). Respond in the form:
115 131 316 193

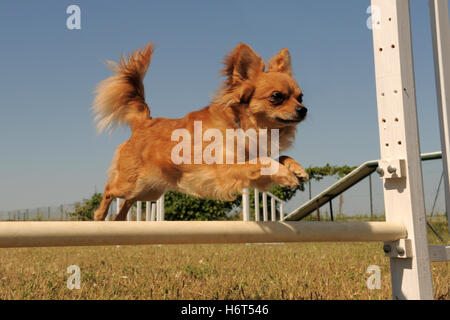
1 0 449 300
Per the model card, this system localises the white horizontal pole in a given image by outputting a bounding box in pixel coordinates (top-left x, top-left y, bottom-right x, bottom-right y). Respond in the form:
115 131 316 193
265 191 284 203
0 221 406 248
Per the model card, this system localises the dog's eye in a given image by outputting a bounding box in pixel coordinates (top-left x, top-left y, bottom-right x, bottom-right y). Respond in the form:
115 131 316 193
269 91 284 105
297 94 303 104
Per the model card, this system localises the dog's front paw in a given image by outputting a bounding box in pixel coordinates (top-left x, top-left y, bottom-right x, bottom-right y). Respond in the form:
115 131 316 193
290 165 309 182
279 156 309 182
272 165 299 189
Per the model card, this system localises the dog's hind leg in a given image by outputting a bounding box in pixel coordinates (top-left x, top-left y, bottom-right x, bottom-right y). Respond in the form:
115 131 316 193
114 199 135 221
94 184 115 221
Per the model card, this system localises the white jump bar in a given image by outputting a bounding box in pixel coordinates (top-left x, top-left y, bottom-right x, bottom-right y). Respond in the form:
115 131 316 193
0 221 407 248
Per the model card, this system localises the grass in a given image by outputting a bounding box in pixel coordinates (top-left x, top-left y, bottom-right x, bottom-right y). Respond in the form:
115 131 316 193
0 218 448 300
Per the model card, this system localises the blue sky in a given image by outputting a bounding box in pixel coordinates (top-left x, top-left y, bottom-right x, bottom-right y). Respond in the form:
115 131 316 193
0 1 448 215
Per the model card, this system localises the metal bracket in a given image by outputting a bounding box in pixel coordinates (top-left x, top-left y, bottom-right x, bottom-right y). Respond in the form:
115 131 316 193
376 159 406 179
383 239 413 258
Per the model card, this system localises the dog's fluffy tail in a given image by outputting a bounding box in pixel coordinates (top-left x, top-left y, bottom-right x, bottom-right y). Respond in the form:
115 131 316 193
93 43 154 134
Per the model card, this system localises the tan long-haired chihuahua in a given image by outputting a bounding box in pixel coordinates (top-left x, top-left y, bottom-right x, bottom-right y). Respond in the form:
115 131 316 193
93 43 308 221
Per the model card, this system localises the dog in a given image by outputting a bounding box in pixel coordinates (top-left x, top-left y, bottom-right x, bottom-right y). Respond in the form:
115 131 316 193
92 43 308 221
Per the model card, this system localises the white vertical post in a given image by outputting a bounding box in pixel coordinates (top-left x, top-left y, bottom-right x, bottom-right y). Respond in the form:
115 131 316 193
262 192 268 221
280 203 284 221
105 204 111 221
242 188 250 221
145 201 151 221
371 0 434 299
429 0 450 234
127 207 132 221
151 203 156 221
254 188 260 221
160 194 165 221
270 197 276 221
156 195 165 221
156 199 161 221
136 201 142 221
116 198 121 218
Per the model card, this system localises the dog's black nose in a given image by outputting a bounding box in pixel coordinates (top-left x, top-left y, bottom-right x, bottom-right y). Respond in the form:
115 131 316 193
296 106 307 118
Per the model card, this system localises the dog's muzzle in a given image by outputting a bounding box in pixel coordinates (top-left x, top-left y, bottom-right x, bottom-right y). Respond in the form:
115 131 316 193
296 106 308 119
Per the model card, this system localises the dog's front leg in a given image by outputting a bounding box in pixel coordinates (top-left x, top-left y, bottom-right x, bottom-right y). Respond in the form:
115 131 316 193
278 156 309 182
223 157 300 192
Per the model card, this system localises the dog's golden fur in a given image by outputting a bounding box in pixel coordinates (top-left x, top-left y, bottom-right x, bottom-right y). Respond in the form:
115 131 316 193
93 43 308 221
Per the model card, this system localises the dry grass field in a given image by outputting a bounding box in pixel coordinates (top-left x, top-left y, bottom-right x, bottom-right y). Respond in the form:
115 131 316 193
0 219 448 300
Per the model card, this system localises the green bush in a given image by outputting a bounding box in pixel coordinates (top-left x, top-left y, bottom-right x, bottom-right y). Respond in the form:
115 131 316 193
69 192 103 221
164 191 237 221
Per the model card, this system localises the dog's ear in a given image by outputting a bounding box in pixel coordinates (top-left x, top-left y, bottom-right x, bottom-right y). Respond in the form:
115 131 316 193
267 48 292 75
221 43 265 88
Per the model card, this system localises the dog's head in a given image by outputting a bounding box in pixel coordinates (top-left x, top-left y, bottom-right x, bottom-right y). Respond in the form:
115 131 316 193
215 43 307 129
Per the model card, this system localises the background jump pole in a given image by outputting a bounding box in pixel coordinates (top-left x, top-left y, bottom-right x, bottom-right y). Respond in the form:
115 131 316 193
429 0 450 234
